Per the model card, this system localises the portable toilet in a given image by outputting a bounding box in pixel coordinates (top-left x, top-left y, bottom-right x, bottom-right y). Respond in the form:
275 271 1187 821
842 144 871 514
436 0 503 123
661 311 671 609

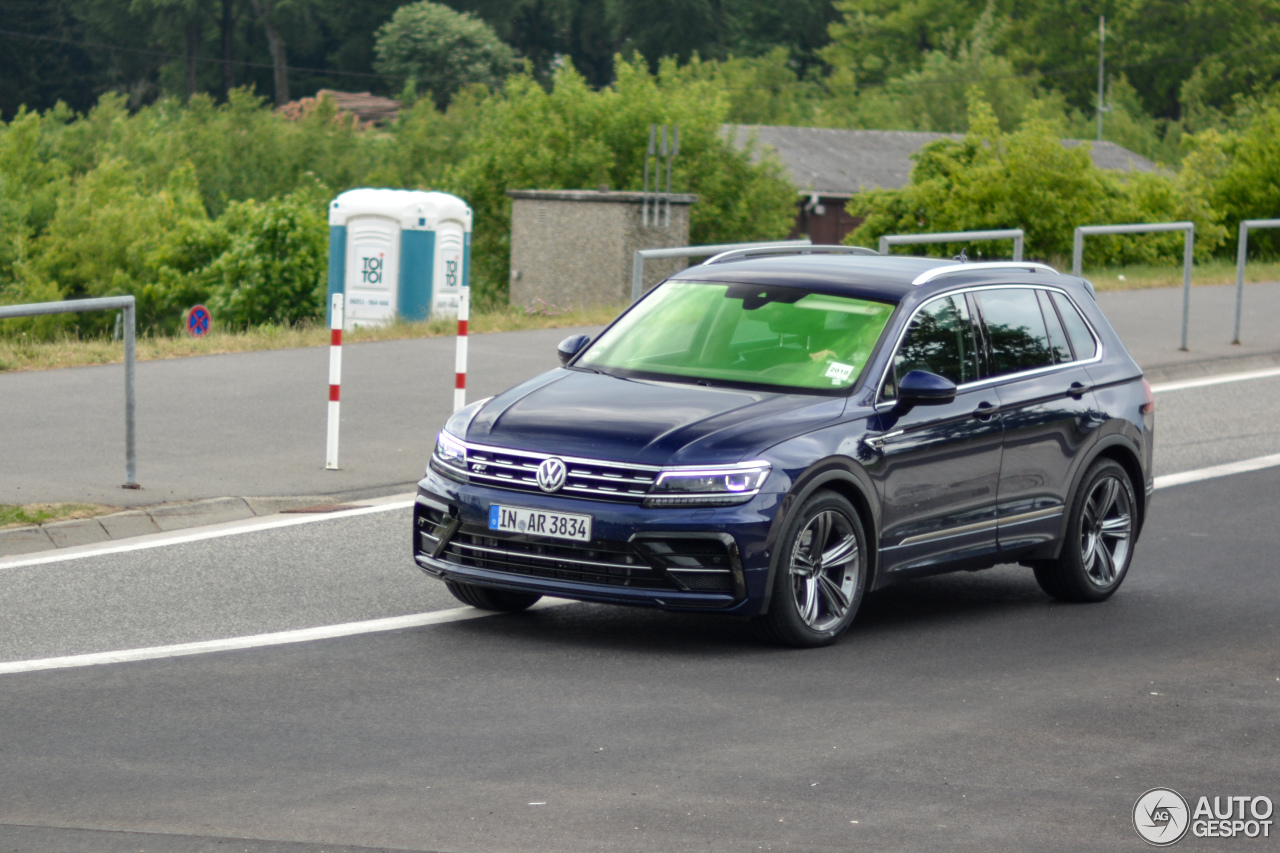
326 189 472 328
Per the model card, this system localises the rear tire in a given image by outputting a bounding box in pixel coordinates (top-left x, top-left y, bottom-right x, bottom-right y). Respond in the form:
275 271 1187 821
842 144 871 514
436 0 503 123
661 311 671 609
755 490 867 648
1034 459 1137 603
445 580 542 612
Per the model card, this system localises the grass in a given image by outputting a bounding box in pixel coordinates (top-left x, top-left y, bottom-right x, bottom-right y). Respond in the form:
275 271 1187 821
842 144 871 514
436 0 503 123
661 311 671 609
0 302 624 373
1079 258 1280 292
0 502 117 530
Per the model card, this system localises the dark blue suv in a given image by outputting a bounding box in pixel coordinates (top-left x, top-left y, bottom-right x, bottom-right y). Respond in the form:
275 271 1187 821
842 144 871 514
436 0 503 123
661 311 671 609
414 249 1155 646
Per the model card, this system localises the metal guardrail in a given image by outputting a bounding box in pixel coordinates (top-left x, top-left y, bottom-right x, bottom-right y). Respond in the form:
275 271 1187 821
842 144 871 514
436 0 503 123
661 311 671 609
1073 222 1195 351
879 229 1025 261
630 240 811 301
1234 219 1280 345
0 296 139 488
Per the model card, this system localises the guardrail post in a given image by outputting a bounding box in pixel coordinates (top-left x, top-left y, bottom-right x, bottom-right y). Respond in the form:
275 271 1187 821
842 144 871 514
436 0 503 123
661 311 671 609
1232 219 1280 345
0 294 141 488
631 251 646 303
123 298 138 488
1235 222 1249 345
1073 221 1194 350
1013 233 1024 262
1181 227 1194 351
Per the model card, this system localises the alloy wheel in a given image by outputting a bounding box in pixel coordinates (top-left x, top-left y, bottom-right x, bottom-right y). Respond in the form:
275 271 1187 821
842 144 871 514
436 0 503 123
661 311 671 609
788 509 861 631
1079 474 1134 588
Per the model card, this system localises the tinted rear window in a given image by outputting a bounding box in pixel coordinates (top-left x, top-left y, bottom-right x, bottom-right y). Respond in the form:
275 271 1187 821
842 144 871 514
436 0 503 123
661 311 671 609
973 289 1055 377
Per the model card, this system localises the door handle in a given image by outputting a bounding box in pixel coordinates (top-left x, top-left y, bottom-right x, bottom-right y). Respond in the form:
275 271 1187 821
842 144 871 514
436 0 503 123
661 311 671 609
864 429 904 451
972 401 998 421
1068 381 1092 399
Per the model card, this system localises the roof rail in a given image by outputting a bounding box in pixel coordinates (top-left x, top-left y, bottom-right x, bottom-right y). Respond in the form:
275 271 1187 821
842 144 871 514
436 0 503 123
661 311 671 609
911 261 1059 286
704 244 880 265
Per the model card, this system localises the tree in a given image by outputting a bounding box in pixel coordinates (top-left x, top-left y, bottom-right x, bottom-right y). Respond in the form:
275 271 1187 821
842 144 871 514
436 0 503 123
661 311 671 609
1 0 97 117
248 0 291 105
374 2 518 109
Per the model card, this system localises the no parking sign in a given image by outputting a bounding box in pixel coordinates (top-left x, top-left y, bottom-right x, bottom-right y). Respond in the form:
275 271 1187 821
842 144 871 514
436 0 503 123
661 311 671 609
187 304 211 337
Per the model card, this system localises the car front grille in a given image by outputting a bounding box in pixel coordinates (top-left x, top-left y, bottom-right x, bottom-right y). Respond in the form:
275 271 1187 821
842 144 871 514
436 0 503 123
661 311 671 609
436 441 659 503
416 502 738 596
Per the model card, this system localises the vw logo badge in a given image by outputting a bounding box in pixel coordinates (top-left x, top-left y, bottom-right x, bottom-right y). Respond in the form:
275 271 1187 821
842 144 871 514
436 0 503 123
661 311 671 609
536 457 567 493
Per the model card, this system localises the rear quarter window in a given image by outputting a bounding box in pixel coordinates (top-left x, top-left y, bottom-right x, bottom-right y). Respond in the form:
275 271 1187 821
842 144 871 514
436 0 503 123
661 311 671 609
1050 291 1099 360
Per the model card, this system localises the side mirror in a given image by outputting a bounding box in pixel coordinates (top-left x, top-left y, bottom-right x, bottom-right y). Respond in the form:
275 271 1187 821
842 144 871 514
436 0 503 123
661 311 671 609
557 334 591 366
895 370 957 411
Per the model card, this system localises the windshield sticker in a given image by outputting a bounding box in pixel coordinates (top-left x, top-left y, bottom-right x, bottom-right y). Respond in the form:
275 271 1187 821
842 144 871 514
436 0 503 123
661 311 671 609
825 362 854 384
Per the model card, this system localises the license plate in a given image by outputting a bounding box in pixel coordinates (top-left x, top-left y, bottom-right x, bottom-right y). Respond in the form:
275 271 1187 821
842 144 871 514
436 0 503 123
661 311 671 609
488 504 592 542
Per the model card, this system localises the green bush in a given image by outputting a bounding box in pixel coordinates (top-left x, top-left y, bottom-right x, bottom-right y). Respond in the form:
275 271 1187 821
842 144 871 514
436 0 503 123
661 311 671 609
845 97 1226 266
206 188 330 329
30 158 223 334
1186 101 1280 259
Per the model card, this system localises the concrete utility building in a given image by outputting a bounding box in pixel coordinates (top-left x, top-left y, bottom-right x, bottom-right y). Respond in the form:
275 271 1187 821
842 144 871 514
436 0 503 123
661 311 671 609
724 125 1158 245
507 189 695 310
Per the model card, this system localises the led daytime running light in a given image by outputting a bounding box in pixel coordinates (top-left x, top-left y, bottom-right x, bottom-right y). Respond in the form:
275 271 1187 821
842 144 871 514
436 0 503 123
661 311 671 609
652 463 771 496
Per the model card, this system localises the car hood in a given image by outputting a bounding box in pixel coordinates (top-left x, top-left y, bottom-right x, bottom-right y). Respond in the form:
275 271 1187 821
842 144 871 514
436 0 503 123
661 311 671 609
464 369 846 466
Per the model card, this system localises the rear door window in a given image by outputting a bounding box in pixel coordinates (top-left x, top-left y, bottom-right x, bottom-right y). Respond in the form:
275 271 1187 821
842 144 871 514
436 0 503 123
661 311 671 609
973 288 1055 377
1050 291 1098 360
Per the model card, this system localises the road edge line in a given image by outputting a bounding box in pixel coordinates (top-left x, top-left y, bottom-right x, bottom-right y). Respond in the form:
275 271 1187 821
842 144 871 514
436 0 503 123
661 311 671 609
1153 452 1280 489
0 497 416 572
1150 365 1280 393
0 602 570 676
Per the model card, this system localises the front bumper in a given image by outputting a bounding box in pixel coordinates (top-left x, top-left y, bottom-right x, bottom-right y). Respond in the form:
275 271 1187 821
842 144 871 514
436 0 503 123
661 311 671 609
413 470 781 615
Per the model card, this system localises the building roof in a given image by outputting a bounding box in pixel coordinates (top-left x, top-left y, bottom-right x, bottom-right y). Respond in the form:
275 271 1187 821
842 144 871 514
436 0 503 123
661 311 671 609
724 125 1158 197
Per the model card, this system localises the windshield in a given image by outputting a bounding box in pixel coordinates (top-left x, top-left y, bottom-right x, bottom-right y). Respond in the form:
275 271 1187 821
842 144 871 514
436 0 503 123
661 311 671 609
578 281 895 392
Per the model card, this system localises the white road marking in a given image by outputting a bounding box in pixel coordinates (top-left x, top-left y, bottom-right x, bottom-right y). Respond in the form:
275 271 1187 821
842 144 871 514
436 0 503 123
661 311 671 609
1153 452 1280 490
0 599 568 676
0 495 416 572
1150 366 1280 393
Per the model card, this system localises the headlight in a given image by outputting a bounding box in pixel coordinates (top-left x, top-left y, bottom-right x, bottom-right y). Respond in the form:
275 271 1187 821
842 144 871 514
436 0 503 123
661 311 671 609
644 462 771 507
430 431 469 481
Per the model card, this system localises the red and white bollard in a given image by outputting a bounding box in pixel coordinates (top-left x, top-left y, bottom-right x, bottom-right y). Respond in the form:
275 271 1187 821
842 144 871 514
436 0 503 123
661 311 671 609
453 287 469 412
325 293 343 470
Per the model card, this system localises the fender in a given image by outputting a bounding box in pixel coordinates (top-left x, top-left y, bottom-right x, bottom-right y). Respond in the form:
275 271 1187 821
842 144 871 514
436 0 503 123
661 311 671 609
758 456 880 614
1035 430 1146 560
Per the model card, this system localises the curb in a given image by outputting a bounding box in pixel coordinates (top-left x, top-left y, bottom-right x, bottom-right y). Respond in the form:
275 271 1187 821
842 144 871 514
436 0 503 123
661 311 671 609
0 483 418 557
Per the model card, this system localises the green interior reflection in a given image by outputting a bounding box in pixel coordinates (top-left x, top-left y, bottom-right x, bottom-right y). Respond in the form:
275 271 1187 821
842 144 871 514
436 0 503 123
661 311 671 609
578 281 895 392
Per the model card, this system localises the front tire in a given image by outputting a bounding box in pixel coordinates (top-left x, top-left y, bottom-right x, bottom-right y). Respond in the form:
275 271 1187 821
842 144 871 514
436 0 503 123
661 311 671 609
445 580 542 612
756 491 868 648
1034 459 1137 602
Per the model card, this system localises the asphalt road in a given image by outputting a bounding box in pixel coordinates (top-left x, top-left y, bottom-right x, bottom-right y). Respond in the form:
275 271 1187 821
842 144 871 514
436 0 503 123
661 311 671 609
1 373 1279 852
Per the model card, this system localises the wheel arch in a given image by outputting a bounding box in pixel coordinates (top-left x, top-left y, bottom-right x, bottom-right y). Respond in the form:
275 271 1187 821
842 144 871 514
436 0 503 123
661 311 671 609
1040 435 1147 560
759 458 880 614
